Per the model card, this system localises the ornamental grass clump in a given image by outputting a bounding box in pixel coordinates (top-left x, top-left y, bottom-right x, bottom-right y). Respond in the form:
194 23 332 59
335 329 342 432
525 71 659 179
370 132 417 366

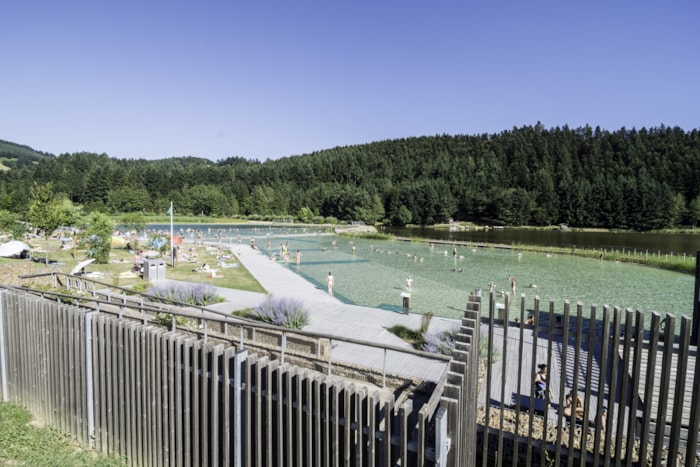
255 295 309 329
146 282 223 306
421 327 459 356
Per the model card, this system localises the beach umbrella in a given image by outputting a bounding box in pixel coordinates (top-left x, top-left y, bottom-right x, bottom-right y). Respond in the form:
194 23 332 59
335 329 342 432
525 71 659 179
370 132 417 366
70 258 96 276
0 240 31 258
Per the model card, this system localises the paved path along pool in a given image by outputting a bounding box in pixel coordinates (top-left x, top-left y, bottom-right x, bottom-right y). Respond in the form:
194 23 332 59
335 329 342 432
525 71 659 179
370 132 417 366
204 242 457 383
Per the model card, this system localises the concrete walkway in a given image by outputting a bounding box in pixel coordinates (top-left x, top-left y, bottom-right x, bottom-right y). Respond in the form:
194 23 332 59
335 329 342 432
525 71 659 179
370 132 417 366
203 243 456 382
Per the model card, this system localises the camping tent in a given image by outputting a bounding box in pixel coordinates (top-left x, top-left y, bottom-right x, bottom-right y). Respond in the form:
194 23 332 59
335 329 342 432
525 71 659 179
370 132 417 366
0 240 31 258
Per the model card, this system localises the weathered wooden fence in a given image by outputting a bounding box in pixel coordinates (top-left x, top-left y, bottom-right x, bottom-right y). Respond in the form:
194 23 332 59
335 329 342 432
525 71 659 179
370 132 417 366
478 291 700 466
0 287 482 466
3 280 700 466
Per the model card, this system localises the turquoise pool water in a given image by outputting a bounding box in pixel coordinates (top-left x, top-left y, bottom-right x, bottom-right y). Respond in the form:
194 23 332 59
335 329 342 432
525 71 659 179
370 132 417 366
147 224 694 322
260 234 694 321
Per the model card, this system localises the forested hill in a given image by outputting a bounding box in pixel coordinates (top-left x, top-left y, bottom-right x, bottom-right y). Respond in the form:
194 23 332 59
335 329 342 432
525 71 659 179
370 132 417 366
0 140 53 170
1 124 699 230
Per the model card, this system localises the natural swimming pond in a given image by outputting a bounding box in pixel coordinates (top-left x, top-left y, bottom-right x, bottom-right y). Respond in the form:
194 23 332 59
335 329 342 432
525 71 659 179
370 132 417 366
148 224 695 322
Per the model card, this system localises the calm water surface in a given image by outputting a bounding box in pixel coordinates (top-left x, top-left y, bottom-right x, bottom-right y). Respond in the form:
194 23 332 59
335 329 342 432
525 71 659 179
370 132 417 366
380 226 700 257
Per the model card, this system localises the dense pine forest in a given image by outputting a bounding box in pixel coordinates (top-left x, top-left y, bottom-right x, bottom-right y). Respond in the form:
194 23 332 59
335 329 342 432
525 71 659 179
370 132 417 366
1 124 699 230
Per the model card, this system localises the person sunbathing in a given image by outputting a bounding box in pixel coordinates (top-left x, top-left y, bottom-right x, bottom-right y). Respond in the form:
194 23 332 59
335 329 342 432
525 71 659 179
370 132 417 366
534 364 552 399
563 390 584 420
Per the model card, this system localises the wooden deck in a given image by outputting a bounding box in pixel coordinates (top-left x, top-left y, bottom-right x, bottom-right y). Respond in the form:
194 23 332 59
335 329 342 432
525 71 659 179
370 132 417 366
619 338 698 433
479 321 616 428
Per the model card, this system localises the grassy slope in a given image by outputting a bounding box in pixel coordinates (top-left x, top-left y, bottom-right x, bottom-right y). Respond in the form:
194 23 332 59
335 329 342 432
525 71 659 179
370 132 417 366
0 402 125 465
12 238 266 293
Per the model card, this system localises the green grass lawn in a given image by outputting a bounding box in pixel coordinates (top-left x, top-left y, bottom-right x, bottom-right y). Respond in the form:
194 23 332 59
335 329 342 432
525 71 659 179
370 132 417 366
17 238 266 294
0 402 125 466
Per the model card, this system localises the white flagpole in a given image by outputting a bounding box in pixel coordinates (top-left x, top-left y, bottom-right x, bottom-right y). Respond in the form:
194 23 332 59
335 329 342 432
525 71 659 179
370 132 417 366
170 201 174 267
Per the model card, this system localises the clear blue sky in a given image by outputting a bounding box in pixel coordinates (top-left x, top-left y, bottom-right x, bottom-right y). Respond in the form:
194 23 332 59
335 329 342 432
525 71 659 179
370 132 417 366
2 1 699 161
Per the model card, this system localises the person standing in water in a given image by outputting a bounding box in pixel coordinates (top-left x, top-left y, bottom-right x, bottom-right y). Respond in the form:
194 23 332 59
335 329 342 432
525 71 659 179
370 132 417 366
326 272 334 295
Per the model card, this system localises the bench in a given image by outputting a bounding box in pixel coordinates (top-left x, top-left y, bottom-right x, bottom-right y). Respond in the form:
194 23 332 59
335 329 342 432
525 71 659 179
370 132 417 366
514 394 547 415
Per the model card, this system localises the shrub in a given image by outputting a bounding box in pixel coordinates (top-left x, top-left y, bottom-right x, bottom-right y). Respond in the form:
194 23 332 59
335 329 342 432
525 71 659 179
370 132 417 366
146 282 223 306
387 324 422 342
254 295 309 329
152 313 189 328
421 327 459 356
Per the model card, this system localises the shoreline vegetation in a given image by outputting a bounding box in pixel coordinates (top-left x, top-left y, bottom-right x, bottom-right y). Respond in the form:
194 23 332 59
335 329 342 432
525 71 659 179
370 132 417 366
342 225 697 275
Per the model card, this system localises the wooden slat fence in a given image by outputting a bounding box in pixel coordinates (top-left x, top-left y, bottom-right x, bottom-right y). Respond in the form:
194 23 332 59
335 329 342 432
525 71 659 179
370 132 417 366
4 280 700 466
477 291 700 466
0 288 482 466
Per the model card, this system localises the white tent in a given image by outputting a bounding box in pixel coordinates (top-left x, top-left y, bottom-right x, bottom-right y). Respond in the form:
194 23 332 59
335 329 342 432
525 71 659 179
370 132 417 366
0 240 31 258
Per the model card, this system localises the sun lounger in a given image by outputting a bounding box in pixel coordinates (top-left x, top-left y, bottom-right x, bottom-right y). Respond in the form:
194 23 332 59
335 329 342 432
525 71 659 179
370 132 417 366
514 394 547 415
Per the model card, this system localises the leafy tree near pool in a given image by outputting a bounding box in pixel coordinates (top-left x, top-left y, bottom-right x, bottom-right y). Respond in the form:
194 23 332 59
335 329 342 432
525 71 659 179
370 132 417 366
27 182 78 240
81 211 114 263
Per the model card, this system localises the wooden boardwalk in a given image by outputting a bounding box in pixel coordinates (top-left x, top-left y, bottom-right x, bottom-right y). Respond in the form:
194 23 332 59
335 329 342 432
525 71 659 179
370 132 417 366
619 339 697 430
479 321 612 427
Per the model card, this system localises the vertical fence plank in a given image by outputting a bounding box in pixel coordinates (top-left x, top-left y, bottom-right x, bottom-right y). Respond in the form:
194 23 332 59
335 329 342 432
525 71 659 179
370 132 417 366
553 300 570 464
581 304 597 467
614 308 634 467
652 314 675 466
686 330 700 467
367 391 377 467
183 338 194 467
638 312 661 465
482 290 495 467
283 366 295 466
355 387 366 466
295 370 303 467
266 360 277 467
243 353 254 467
209 344 223 467
526 296 540 465
222 346 233 466
668 317 691 462
275 364 284 467
605 307 622 467
192 340 202 467
398 398 410 467
496 293 509 467
116 319 126 458
624 311 645 466
594 305 611 467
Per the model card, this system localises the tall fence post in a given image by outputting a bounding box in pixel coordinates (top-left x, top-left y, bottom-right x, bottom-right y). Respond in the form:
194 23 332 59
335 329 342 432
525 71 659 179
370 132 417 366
84 311 99 449
692 251 700 345
0 291 7 402
234 349 248 467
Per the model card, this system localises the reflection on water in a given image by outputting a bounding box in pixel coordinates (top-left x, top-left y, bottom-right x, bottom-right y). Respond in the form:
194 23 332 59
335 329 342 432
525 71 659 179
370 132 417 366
148 224 695 323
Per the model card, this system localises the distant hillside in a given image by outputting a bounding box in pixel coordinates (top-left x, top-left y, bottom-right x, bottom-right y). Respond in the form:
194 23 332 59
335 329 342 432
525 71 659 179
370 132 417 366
0 140 53 171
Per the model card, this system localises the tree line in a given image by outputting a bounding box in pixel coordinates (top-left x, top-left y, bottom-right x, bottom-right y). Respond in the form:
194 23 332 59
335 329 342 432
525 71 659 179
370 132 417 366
1 123 699 231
